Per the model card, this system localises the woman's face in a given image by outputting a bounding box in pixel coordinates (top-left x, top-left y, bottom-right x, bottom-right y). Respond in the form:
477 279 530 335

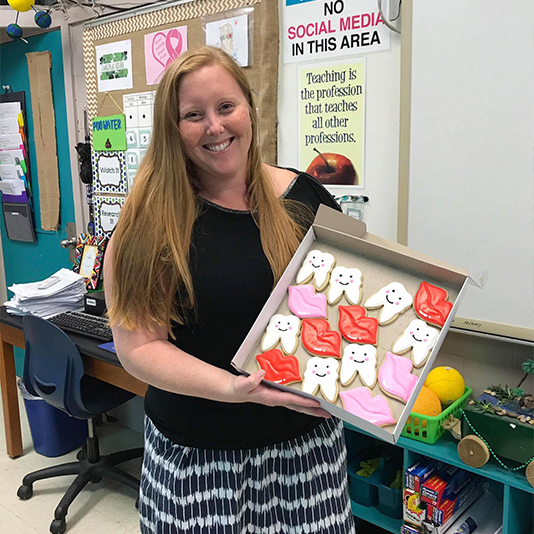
178 64 253 184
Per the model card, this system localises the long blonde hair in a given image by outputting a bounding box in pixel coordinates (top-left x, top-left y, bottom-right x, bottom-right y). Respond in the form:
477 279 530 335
108 46 309 333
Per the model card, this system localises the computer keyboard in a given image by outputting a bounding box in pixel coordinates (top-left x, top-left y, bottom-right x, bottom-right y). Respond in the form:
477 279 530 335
48 311 113 342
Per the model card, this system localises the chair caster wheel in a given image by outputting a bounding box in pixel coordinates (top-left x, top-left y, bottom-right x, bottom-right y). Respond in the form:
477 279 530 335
135 497 139 509
76 449 86 461
91 476 103 483
17 485 33 500
50 518 66 534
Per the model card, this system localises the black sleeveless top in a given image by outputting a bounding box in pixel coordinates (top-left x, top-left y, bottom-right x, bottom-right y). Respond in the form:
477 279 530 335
145 172 341 449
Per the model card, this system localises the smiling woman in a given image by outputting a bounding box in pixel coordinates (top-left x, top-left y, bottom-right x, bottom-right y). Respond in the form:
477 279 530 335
104 46 354 534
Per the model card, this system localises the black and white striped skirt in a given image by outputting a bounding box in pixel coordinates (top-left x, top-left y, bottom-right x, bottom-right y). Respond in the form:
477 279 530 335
139 415 356 534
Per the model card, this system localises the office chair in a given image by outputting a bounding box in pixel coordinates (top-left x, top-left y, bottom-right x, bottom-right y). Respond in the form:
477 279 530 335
18 315 144 534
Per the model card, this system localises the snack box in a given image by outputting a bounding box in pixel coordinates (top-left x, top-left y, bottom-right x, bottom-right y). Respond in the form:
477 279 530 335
405 458 437 492
420 467 470 506
231 206 470 443
403 488 427 527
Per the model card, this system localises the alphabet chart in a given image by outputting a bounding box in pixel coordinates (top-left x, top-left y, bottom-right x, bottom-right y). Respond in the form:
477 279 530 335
123 91 156 191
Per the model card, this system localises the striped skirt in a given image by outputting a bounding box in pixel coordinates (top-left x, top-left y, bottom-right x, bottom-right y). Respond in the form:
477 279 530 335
139 415 356 534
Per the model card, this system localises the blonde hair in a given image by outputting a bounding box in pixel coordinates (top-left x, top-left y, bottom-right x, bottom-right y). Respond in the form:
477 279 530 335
108 46 309 334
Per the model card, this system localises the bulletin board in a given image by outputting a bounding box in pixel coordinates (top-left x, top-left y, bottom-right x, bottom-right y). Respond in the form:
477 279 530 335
83 0 279 165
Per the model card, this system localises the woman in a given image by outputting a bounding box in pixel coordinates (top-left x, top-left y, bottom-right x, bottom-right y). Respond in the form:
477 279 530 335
104 46 355 534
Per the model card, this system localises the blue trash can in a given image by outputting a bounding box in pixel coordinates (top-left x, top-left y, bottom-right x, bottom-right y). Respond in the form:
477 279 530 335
18 379 88 457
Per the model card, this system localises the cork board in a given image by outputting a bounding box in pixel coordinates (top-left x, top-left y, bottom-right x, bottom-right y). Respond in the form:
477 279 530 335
83 0 279 167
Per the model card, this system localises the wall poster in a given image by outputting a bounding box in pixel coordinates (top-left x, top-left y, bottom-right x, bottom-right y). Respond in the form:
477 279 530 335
299 59 365 187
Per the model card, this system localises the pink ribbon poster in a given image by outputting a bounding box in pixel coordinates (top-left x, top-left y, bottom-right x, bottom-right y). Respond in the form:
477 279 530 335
144 26 188 85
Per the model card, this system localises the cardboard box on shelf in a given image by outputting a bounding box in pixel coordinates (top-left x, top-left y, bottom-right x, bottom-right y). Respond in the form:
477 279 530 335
405 458 437 492
403 488 427 527
420 466 470 506
231 206 470 443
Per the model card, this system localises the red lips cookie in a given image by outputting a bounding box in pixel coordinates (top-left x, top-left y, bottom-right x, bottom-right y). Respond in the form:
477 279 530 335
301 319 341 358
255 349 302 385
338 306 379 345
414 282 453 327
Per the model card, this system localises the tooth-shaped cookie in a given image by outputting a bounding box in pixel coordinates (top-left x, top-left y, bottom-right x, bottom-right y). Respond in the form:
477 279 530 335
338 305 378 345
261 314 301 355
301 319 341 358
378 351 418 403
302 356 339 403
327 266 363 305
392 319 440 367
339 344 377 388
288 285 327 319
256 349 302 386
414 281 453 327
339 388 396 427
296 250 336 291
364 282 413 324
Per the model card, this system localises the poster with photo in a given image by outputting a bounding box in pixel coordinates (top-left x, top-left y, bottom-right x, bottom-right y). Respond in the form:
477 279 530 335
299 60 365 188
145 26 188 85
96 40 133 92
205 14 249 66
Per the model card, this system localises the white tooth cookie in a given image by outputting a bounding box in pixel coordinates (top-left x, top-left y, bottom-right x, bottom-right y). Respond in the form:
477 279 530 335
393 319 440 367
327 266 363 305
364 282 413 324
340 345 378 388
296 250 336 291
302 356 339 403
261 314 301 355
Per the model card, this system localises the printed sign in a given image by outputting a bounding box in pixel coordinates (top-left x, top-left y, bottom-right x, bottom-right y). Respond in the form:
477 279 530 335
145 26 188 85
96 40 133 92
299 60 365 187
283 0 389 63
91 151 127 195
94 195 125 238
92 114 127 151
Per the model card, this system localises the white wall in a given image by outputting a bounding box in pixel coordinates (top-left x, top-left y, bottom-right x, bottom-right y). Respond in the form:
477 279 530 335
407 0 534 329
277 1 402 241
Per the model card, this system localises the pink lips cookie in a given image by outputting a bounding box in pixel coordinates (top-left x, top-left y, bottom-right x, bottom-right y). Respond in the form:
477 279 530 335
288 285 327 319
378 351 418 403
339 387 396 427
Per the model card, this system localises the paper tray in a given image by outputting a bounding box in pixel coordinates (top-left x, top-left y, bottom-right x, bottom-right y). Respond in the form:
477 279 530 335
232 206 470 443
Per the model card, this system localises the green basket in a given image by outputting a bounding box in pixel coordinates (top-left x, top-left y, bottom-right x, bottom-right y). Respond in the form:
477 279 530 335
401 387 472 445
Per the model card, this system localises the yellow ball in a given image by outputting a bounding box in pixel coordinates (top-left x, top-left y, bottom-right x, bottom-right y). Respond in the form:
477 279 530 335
8 0 35 12
425 366 465 406
412 386 442 417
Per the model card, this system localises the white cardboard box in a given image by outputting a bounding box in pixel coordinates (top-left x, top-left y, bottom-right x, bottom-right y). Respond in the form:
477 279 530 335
231 206 470 443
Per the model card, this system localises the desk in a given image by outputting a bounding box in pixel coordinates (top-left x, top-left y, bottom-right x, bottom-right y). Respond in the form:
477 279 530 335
0 307 147 458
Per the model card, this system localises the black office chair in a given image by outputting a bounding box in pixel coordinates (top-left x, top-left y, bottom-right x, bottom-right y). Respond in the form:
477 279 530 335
18 315 144 534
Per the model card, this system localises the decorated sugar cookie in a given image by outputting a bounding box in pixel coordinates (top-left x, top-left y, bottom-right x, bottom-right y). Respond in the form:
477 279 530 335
288 285 327 319
302 356 340 403
256 349 302 386
296 250 336 291
301 319 341 358
340 344 377 388
327 266 363 305
414 281 453 327
393 319 440 367
338 305 378 345
339 388 396 427
378 351 418 403
364 282 413 324
261 314 301 355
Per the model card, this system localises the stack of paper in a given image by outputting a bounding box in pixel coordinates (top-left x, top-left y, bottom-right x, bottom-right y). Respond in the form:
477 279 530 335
4 268 87 319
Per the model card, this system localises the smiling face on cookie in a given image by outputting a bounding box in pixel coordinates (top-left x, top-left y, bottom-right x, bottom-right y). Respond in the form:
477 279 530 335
302 356 339 402
261 314 301 354
340 344 377 388
327 266 363 305
296 250 335 289
393 319 440 367
364 282 413 324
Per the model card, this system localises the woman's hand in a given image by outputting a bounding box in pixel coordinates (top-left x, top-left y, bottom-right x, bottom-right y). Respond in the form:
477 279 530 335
231 370 331 418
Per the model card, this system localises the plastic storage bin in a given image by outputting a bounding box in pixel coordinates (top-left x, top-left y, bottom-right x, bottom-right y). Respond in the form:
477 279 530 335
348 445 403 516
401 386 472 444
19 379 88 457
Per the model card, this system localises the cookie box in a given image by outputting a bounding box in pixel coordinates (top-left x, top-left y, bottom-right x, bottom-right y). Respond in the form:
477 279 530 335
231 205 471 443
